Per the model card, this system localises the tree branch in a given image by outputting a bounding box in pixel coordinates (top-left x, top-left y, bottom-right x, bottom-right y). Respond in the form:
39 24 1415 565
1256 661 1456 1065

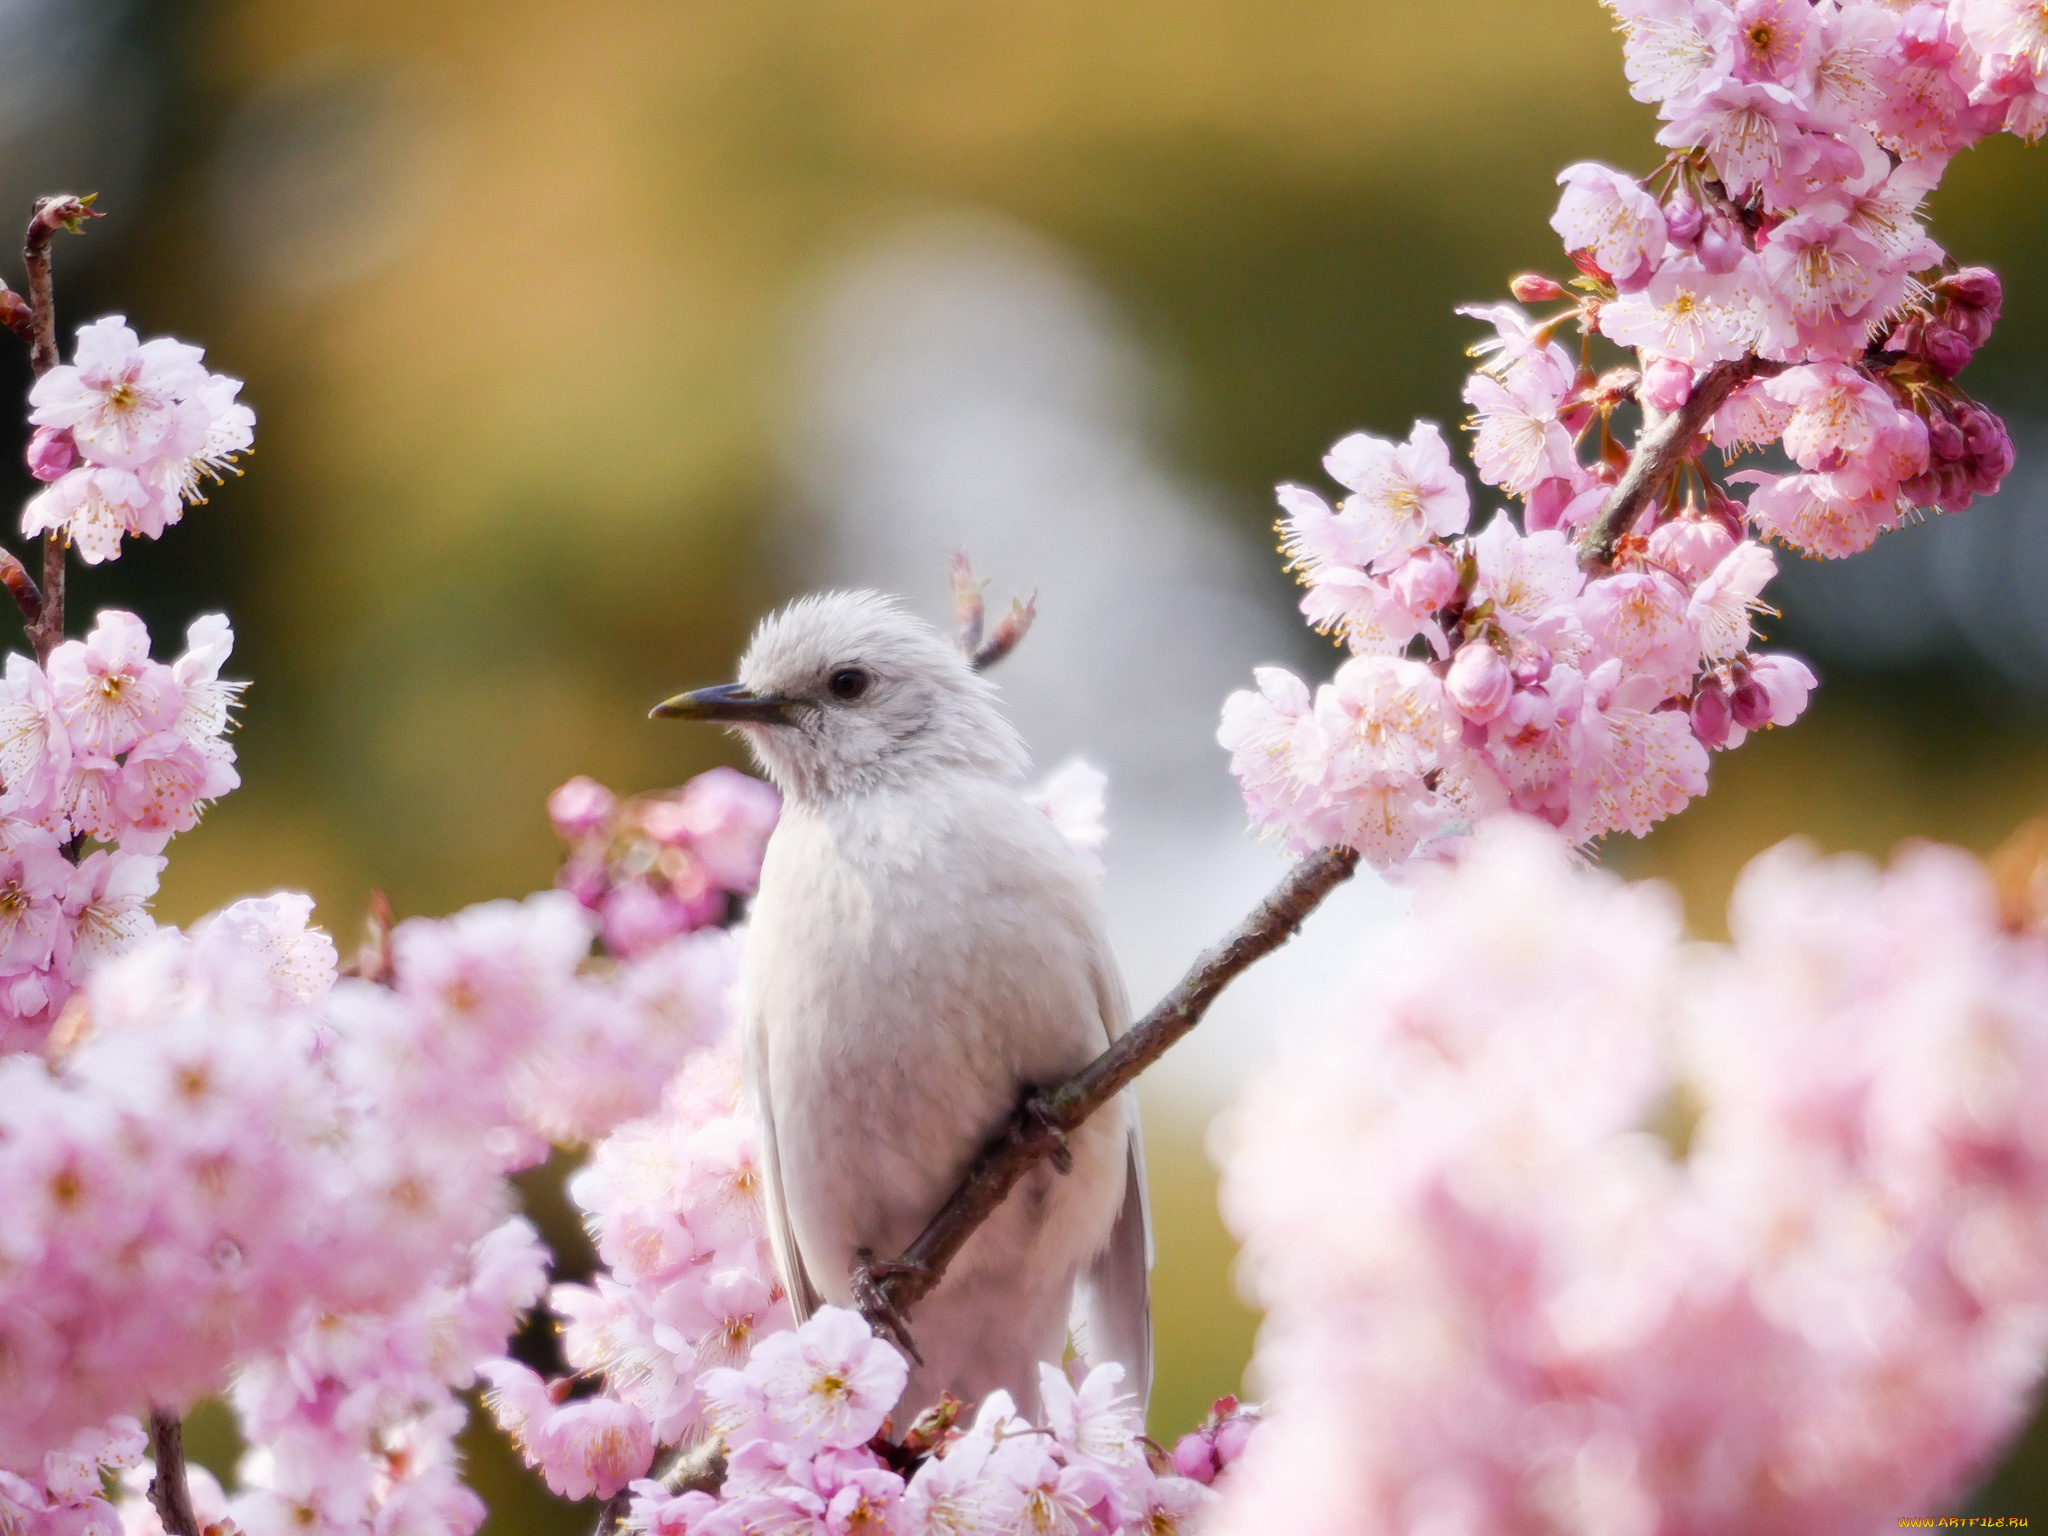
857 844 1360 1336
1574 353 1784 570
147 1408 202 1536
19 194 97 666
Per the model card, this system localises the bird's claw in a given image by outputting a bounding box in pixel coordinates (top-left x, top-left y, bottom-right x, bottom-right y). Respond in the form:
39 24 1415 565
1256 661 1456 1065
1017 1088 1074 1175
851 1248 928 1366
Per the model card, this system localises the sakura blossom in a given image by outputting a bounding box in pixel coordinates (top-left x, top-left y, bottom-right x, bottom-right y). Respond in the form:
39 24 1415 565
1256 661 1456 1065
1219 817 2048 1535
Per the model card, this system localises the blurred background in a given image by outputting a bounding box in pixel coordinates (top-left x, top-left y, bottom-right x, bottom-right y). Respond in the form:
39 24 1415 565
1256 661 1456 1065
10 0 2048 1522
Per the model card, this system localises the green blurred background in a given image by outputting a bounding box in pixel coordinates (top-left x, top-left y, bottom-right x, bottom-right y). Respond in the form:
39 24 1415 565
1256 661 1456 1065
14 0 2048 1523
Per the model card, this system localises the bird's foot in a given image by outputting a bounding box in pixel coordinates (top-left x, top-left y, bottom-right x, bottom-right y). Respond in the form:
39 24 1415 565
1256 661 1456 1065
1016 1087 1074 1175
851 1248 928 1366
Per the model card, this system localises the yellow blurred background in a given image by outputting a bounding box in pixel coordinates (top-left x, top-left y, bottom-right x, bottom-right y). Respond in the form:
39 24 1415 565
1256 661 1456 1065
12 0 2048 1523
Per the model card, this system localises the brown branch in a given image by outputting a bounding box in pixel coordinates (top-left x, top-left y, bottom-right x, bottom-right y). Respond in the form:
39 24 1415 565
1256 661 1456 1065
948 550 1036 671
858 844 1360 1338
1574 353 1784 570
147 1408 201 1536
19 195 97 666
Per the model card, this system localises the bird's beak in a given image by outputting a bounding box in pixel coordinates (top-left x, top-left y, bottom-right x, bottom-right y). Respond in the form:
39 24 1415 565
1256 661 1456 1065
649 682 795 724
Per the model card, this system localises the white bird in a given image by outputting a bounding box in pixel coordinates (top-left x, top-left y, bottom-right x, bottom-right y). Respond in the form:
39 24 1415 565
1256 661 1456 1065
652 590 1151 1424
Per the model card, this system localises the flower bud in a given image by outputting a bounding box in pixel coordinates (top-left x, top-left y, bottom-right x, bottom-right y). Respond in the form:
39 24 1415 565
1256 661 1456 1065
1383 544 1460 617
1640 356 1694 412
25 426 76 483
1171 1431 1219 1484
1690 678 1733 749
1697 212 1746 274
1212 1414 1257 1466
1663 190 1704 246
1959 402 2007 458
1926 410 1966 462
1920 321 1973 378
1446 641 1514 725
1730 676 1774 733
1509 273 1569 303
1941 265 2003 315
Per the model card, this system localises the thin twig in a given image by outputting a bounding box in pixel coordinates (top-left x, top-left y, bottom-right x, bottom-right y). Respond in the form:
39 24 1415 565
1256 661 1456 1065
19 194 97 665
857 845 1360 1336
147 1408 202 1536
1574 353 1784 570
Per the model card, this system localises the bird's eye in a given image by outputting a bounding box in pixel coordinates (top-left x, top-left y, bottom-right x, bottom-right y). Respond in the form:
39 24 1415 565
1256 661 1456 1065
827 667 871 701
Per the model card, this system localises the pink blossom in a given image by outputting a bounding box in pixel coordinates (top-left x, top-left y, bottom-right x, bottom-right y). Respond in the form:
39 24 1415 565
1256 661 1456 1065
1738 467 1898 557
743 1306 907 1453
1686 540 1777 661
27 318 209 474
1757 207 1905 359
1576 570 1701 696
1469 513 1584 630
46 613 177 761
1656 79 1809 197
1288 422 1470 572
1613 0 1736 105
1710 377 1794 452
1598 252 1762 364
671 768 781 892
1551 163 1667 287
534 1399 654 1501
1729 0 1816 85
1026 758 1109 878
1462 369 1579 497
1218 669 1327 847
60 852 162 981
549 776 616 840
23 468 171 566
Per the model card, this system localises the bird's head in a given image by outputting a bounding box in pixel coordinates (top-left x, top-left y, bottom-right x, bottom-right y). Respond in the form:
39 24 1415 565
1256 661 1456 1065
651 590 1027 803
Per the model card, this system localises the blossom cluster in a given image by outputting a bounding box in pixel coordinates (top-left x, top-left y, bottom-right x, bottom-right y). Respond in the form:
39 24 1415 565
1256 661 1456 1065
0 609 242 1049
559 1304 1219 1536
24 317 252 564
1219 817 2048 1533
480 1039 789 1489
550 768 780 960
0 869 737 1495
1222 0 2030 872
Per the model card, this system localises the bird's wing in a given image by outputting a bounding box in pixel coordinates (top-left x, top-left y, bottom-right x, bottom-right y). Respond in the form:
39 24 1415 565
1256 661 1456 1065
744 1009 824 1322
1072 1090 1153 1404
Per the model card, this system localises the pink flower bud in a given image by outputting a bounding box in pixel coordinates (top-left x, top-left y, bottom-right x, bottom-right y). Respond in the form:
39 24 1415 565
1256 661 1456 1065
1730 676 1774 733
1382 545 1460 618
1171 1431 1219 1484
1920 321 1973 378
1663 191 1704 246
1446 641 1514 725
1933 266 1998 329
1690 678 1733 749
1212 1414 1257 1466
1509 273 1568 303
25 426 75 482
1697 212 1746 274
1927 410 1967 462
1640 356 1694 412
547 775 616 840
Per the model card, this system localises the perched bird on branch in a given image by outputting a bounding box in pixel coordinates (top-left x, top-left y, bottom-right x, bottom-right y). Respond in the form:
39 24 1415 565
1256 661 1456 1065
652 589 1150 1422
